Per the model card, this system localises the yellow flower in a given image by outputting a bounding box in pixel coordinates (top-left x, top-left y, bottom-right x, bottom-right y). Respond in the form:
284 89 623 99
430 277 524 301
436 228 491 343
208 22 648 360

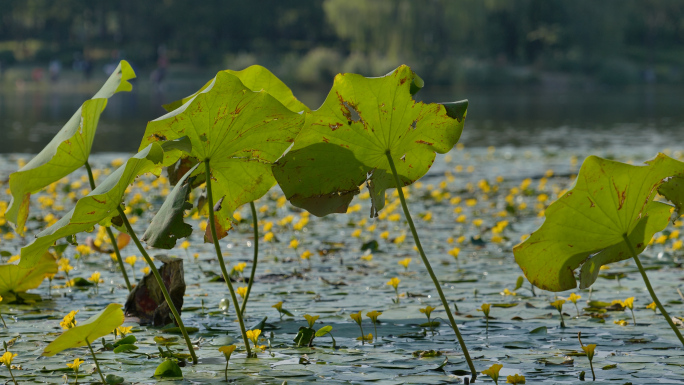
263 232 274 242
501 288 516 296
233 262 247 273
289 239 299 249
300 250 313 260
380 231 389 240
567 293 581 304
180 240 190 249
386 277 400 290
66 358 84 370
398 258 411 269
465 198 477 207
117 326 133 336
550 299 566 312
350 311 363 326
125 255 137 267
60 310 79 330
88 272 101 284
622 297 634 310
646 302 657 312
478 303 491 317
351 229 362 238
303 314 319 328
419 305 436 318
448 247 460 259
472 218 483 227
246 329 261 346
76 244 92 255
614 319 628 326
272 301 283 311
58 258 74 273
360 253 373 262
263 221 273 232
393 234 406 244
237 286 248 298
506 373 526 384
141 267 150 275
366 311 382 323
582 344 596 361
0 351 17 366
482 363 503 384
219 345 236 358
356 333 373 341
456 214 467 223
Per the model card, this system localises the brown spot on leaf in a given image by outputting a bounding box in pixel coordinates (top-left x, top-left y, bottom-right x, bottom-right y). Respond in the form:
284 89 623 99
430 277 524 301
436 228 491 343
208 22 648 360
329 123 342 131
415 140 433 146
588 197 595 207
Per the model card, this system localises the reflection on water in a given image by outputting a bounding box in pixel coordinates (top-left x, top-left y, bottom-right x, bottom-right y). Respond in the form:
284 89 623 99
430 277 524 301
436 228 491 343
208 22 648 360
2 80 684 154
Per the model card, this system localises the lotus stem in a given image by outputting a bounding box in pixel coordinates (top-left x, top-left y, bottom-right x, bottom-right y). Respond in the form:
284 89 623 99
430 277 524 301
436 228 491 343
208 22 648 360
118 207 198 364
85 337 106 384
622 233 684 347
240 201 259 316
84 161 132 292
204 159 252 358
385 151 477 380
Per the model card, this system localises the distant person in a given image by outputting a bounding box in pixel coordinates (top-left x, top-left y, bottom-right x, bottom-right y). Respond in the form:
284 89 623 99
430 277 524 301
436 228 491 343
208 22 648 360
49 59 61 82
151 45 168 91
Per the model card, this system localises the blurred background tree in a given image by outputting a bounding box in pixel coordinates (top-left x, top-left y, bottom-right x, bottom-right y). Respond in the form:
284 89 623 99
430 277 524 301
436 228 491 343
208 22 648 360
1 0 684 86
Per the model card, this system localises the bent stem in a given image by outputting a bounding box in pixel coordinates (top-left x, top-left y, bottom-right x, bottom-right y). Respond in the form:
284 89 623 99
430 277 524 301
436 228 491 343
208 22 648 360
118 207 198 364
84 161 132 292
204 159 252 358
622 233 684 347
240 201 259 316
85 337 106 384
386 151 477 380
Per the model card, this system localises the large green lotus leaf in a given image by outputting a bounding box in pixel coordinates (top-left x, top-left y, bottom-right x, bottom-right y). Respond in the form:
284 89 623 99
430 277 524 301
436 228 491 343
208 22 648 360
140 71 304 241
272 65 467 217
513 154 684 292
162 65 309 114
42 303 124 356
6 61 135 235
19 144 164 268
0 252 57 296
141 163 199 249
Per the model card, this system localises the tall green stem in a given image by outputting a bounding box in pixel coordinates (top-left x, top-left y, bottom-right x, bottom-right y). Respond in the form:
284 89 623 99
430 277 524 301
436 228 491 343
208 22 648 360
622 234 684 347
204 159 252 357
84 161 132 292
240 201 259 316
117 207 198 364
85 337 106 384
385 151 477 380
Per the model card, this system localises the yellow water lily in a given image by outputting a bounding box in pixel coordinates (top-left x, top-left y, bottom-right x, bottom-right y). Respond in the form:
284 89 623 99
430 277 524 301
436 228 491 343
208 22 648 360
66 357 83 370
60 310 79 330
481 363 503 384
506 373 526 384
246 329 261 347
303 314 319 328
398 258 411 270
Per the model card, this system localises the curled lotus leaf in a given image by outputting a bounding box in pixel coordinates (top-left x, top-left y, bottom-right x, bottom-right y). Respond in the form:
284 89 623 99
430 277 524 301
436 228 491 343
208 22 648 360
6 61 135 235
514 154 684 292
0 252 57 297
272 65 467 217
19 144 164 268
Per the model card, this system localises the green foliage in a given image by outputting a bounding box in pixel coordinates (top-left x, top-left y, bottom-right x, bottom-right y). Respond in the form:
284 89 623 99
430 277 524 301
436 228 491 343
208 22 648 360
0 252 57 300
514 153 684 291
273 65 467 217
141 163 199 249
140 70 304 241
5 61 135 235
19 144 164 268
42 304 124 356
154 360 183 379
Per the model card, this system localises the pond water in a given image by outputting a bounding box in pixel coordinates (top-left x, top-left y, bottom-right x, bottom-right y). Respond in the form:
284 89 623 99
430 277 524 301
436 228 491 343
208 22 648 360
0 81 683 384
2 82 684 154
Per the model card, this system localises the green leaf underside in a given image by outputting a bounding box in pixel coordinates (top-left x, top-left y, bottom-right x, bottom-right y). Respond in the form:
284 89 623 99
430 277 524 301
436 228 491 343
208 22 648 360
19 144 164 268
513 154 684 292
140 71 304 241
0 252 57 295
42 303 124 356
272 65 467 217
154 360 183 378
658 175 684 217
6 61 136 235
162 65 309 114
141 163 199 249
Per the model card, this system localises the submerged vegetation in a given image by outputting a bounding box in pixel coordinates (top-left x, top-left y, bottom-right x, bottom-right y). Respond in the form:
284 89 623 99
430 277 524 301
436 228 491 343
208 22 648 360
0 59 683 384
